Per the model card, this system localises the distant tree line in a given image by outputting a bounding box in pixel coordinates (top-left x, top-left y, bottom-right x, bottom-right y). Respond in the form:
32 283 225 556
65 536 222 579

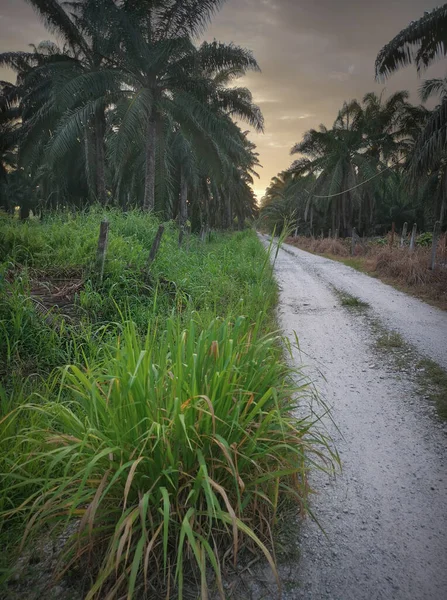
0 0 263 232
260 5 447 237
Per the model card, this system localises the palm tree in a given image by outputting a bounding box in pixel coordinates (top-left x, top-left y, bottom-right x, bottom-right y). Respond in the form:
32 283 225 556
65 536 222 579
90 0 260 211
291 102 370 235
1 0 263 226
287 91 429 234
24 0 115 204
0 6 114 205
375 5 447 78
409 77 447 224
375 7 447 226
0 81 21 212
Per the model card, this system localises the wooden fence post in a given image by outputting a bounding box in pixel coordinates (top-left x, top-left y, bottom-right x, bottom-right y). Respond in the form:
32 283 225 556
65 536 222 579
96 219 109 284
335 228 339 240
147 224 164 269
351 227 356 256
328 229 332 239
400 222 408 247
429 221 441 271
409 223 417 252
390 222 395 247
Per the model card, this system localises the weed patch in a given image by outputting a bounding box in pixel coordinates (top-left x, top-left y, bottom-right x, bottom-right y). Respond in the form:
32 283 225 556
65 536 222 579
370 320 447 422
376 332 404 349
416 359 447 419
0 210 335 599
338 292 369 309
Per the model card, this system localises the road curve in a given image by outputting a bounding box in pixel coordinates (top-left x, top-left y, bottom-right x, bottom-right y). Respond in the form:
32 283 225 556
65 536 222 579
264 237 447 600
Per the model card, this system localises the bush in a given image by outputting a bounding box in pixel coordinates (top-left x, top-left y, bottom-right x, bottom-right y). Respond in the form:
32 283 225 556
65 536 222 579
2 317 334 599
416 232 433 247
286 234 447 305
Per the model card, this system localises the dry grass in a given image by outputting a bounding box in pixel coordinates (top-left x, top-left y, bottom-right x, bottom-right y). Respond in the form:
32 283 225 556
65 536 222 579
370 247 447 305
286 236 349 257
286 236 447 309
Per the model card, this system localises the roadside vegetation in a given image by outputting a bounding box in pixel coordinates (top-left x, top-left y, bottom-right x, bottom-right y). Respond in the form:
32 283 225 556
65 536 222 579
338 292 369 309
0 211 336 599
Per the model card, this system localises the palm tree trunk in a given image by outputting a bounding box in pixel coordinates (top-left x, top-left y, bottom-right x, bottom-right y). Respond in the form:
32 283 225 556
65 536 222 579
237 204 244 231
95 108 107 205
143 116 157 211
226 192 232 229
179 167 188 227
336 199 341 234
84 115 96 202
342 194 347 234
441 170 447 227
204 181 211 231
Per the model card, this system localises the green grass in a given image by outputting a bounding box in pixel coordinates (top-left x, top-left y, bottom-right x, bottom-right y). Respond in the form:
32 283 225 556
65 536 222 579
338 292 369 309
376 332 404 349
2 318 334 599
0 209 335 599
370 320 447 422
416 359 447 420
0 209 278 385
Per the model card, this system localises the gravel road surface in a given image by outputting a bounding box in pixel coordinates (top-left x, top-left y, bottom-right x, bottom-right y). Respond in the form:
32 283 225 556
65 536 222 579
265 238 447 600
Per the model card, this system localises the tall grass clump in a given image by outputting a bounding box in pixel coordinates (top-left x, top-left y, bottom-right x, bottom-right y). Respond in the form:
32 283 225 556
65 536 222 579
2 316 334 599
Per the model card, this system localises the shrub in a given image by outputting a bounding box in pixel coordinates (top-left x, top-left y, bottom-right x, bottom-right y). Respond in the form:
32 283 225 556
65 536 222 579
416 232 433 247
2 317 334 599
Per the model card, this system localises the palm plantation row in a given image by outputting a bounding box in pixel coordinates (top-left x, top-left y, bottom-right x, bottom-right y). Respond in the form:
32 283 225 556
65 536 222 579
0 0 263 230
261 5 447 238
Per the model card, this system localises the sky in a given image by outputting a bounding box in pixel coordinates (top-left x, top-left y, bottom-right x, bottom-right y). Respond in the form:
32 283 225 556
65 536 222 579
0 0 444 199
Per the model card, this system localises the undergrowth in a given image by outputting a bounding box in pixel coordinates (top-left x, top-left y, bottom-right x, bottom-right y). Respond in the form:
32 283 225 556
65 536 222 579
0 210 335 599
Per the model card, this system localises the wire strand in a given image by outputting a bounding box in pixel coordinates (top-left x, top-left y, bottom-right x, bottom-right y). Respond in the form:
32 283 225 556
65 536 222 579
304 161 401 199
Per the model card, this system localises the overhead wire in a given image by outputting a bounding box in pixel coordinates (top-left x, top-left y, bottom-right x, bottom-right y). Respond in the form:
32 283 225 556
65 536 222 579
303 157 405 199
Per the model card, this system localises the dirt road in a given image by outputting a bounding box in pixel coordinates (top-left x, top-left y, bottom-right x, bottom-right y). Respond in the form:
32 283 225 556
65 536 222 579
265 238 447 600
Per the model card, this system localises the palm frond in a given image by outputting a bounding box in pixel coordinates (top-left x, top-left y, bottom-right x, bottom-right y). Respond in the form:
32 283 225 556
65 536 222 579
376 5 447 78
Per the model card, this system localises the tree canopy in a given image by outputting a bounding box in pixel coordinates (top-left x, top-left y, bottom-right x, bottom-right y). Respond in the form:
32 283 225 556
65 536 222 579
0 0 263 231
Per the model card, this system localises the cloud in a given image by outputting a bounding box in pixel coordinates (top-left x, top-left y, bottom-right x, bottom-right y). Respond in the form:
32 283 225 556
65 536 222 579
267 141 292 148
329 65 356 82
279 113 315 121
